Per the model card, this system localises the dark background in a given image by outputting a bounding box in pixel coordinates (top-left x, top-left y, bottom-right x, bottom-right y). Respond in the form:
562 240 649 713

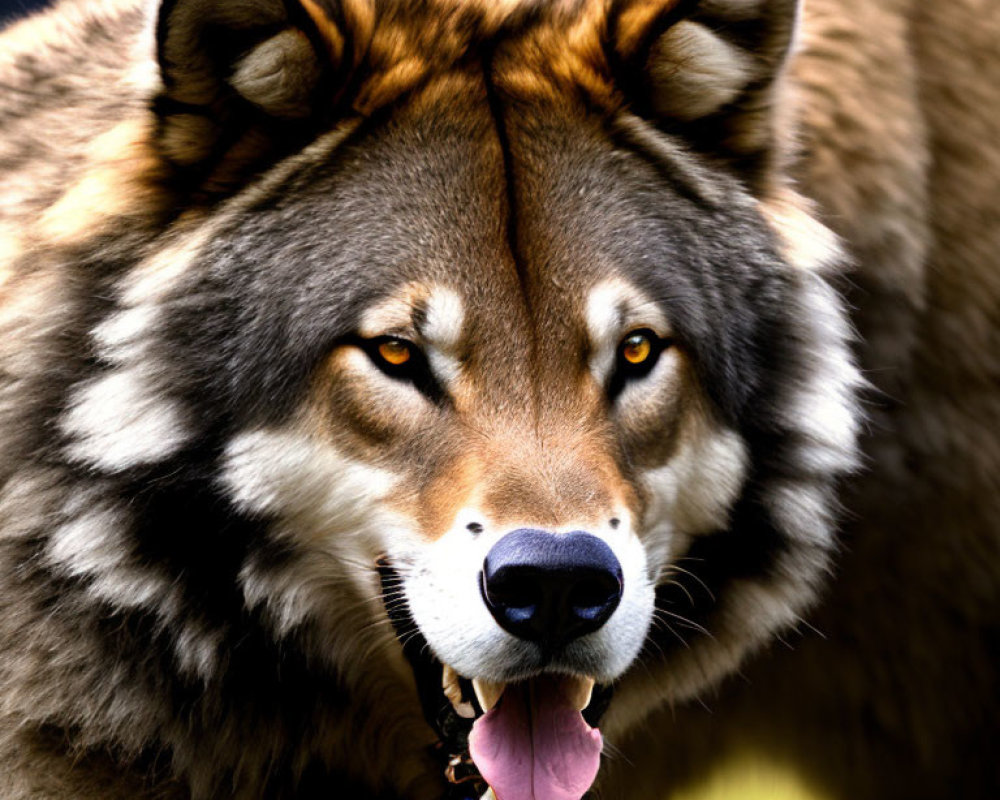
0 0 53 26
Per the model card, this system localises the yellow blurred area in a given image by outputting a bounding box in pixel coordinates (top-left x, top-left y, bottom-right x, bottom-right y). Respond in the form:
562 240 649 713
665 752 831 800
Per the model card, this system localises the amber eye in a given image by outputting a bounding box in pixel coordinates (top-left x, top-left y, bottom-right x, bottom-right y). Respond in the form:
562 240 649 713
361 336 443 401
609 329 670 398
377 338 412 367
620 332 653 365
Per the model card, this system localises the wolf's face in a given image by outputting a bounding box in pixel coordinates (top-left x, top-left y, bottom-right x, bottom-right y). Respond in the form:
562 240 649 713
186 71 728 681
44 0 860 795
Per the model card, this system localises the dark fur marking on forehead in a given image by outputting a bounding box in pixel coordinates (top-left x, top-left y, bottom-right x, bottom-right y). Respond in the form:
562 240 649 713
481 45 540 362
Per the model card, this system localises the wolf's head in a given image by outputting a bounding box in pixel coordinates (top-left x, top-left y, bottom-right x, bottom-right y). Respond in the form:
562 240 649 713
50 0 860 796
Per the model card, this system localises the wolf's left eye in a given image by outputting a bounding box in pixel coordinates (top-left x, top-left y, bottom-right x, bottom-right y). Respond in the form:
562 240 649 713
368 337 421 377
377 338 412 367
621 332 653 365
610 329 670 394
617 329 667 372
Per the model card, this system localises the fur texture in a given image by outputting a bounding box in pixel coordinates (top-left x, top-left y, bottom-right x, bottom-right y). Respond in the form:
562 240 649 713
0 1 995 799
607 1 1000 798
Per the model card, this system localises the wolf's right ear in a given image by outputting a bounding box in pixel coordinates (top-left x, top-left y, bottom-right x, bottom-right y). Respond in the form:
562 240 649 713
156 0 364 177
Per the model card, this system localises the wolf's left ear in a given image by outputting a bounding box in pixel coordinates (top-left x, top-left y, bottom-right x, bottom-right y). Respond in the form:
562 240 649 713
156 0 356 179
612 0 800 179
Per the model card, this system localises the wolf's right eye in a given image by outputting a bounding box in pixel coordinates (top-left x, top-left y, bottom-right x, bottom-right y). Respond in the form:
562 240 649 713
366 336 420 375
361 336 444 403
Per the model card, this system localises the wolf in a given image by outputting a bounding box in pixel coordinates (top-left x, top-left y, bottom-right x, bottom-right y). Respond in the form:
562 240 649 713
0 0 996 798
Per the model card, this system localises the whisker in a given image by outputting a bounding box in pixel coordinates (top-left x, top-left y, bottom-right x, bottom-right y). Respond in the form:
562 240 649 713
657 576 697 608
663 563 715 602
649 616 690 649
653 607 712 639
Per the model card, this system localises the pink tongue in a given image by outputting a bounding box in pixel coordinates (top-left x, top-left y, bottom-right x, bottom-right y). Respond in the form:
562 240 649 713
468 676 602 800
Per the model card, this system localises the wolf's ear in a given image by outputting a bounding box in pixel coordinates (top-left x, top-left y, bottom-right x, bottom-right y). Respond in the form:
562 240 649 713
156 0 354 179
612 0 800 177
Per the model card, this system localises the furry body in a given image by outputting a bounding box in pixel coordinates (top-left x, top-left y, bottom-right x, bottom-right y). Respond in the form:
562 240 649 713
610 2 1000 798
0 1 995 799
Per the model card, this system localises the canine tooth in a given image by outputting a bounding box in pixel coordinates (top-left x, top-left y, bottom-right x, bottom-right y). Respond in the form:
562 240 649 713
568 676 596 712
442 665 475 719
472 679 505 712
481 790 497 800
442 665 461 703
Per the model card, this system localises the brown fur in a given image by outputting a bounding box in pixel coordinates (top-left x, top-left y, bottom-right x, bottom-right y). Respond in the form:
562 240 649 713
605 1 1000 797
0 0 997 798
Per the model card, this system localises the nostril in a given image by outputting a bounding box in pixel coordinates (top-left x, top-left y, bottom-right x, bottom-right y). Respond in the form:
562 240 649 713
570 576 621 615
484 571 539 608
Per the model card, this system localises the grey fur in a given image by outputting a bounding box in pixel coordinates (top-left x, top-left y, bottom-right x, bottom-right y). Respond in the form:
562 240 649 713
0 1 994 799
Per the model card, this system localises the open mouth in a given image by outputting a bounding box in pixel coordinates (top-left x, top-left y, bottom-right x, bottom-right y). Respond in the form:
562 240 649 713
378 559 614 800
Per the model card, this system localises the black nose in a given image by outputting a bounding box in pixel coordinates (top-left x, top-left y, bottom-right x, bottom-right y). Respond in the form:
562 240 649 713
481 529 623 647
